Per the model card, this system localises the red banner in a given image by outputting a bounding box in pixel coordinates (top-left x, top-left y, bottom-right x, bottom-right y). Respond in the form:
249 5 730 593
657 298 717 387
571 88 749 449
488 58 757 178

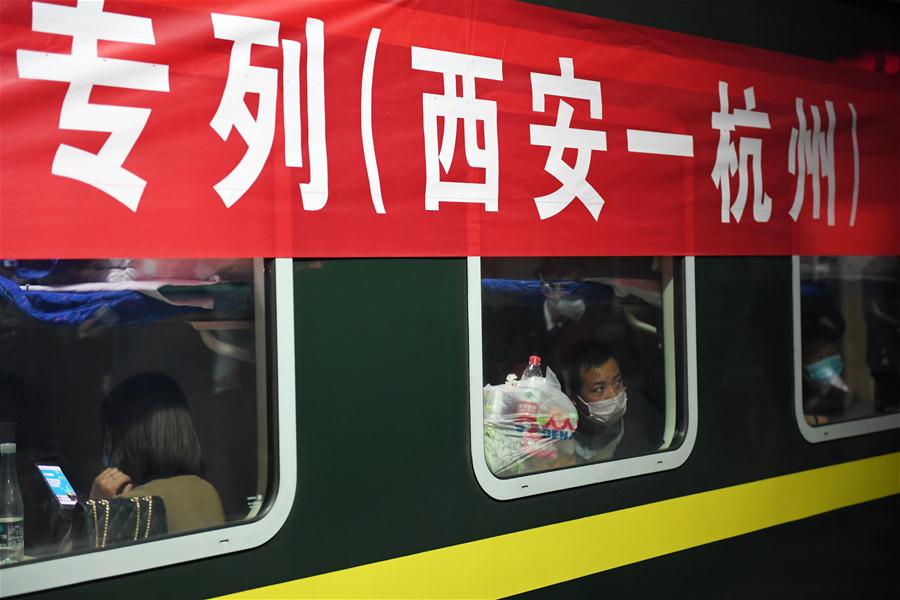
1 0 897 258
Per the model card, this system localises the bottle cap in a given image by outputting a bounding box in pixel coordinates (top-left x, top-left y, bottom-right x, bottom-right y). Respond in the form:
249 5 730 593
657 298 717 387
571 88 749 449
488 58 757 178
529 355 541 365
0 421 15 444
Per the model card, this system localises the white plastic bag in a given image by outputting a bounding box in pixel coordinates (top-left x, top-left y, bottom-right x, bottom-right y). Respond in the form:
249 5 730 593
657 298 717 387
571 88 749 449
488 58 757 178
483 368 578 476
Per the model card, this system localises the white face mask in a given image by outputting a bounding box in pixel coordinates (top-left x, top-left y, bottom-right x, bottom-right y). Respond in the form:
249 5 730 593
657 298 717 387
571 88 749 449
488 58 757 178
551 297 586 322
579 388 627 425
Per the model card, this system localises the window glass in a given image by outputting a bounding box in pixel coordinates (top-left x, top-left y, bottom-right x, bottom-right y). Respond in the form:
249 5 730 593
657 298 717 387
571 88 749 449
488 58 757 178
479 257 684 478
798 256 899 427
0 258 272 563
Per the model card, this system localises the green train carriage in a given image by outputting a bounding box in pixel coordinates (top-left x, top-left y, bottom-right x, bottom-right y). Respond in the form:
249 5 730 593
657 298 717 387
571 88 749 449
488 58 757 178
0 0 898 597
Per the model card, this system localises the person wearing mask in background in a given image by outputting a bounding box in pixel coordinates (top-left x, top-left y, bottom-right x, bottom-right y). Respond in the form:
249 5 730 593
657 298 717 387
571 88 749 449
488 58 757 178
90 373 225 534
800 309 867 426
562 342 663 464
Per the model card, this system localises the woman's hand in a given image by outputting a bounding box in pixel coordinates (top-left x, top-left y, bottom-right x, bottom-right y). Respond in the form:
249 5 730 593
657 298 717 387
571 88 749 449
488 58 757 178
90 467 134 499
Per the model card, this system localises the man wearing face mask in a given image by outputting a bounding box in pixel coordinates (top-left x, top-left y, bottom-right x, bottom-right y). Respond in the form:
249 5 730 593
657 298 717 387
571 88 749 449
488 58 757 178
563 342 663 464
801 311 863 425
481 259 607 387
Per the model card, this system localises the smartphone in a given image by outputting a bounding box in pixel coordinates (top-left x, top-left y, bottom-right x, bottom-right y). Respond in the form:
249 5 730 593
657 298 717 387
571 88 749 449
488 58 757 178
35 463 79 508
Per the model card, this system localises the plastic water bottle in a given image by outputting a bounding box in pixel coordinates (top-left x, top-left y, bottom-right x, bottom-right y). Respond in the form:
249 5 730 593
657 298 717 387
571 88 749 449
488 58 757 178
521 355 543 382
0 442 24 564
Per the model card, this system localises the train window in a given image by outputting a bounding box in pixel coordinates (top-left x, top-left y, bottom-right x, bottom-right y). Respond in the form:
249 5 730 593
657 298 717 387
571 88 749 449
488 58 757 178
793 256 900 442
467 257 697 499
0 259 296 595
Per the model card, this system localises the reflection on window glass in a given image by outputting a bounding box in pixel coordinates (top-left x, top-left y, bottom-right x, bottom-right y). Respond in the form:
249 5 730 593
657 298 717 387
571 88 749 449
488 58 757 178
480 257 681 477
0 259 271 563
799 256 899 426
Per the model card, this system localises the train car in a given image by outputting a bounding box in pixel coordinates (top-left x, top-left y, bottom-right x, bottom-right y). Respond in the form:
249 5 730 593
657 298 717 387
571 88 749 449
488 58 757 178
0 1 898 598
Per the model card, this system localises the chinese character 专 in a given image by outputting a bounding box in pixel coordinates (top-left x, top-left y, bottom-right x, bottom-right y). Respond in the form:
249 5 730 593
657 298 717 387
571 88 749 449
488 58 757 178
16 0 169 212
788 98 836 225
411 47 503 212
210 14 327 210
529 57 606 221
710 82 772 223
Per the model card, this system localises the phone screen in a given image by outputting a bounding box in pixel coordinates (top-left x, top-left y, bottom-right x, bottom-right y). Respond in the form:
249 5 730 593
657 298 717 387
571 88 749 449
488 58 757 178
35 464 78 507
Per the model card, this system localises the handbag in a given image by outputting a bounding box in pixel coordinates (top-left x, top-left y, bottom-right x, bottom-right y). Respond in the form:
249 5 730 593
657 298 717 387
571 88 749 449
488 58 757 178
80 496 167 549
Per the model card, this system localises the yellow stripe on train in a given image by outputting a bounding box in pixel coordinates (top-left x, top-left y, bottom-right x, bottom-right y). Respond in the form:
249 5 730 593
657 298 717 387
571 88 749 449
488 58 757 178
222 452 900 599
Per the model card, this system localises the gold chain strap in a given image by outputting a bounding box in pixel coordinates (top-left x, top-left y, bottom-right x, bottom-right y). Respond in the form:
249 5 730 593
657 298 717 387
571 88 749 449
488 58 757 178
99 499 110 548
130 497 141 541
88 500 99 548
143 496 153 539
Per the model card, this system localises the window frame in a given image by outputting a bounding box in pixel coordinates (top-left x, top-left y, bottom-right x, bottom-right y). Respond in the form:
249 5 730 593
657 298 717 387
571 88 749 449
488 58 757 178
2 258 297 596
467 256 698 500
791 256 900 443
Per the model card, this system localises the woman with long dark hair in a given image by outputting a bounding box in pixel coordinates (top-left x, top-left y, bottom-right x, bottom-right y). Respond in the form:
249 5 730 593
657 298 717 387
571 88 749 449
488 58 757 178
90 373 224 533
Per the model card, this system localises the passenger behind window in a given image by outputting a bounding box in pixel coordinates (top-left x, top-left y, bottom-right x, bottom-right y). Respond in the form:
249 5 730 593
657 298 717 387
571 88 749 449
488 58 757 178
562 342 663 463
800 306 869 426
90 373 225 534
482 259 610 386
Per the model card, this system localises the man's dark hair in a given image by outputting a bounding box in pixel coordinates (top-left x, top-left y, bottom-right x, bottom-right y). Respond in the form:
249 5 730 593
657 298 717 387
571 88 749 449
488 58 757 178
801 306 845 365
562 342 617 398
101 373 204 485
